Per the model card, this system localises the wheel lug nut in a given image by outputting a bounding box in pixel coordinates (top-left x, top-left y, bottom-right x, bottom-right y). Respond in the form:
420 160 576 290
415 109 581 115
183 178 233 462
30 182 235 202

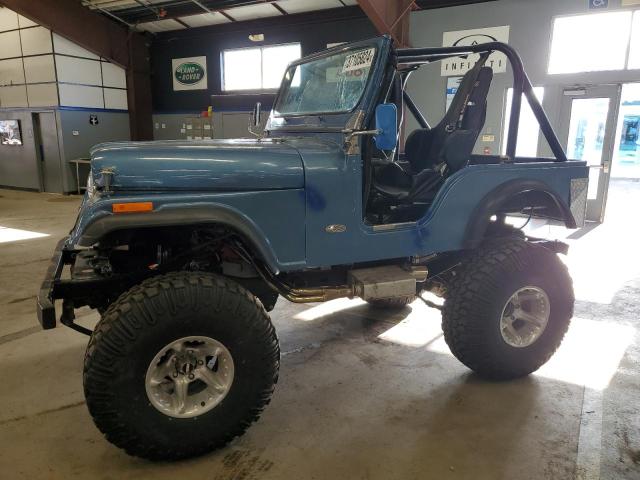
188 373 195 380
172 372 178 378
197 360 204 365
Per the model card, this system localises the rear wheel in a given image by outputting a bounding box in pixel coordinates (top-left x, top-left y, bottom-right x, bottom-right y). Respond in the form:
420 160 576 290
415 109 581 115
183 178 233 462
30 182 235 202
442 239 574 380
366 295 416 310
83 272 279 461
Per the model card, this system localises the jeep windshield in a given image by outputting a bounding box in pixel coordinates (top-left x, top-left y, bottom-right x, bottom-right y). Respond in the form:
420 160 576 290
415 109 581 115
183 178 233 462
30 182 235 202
274 46 377 116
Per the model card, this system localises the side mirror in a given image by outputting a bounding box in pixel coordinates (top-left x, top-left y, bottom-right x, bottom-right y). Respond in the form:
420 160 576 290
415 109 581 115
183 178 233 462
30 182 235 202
251 102 262 128
374 103 398 151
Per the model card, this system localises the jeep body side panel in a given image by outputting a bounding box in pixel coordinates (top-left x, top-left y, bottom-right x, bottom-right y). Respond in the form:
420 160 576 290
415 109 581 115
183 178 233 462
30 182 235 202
283 136 364 266
294 159 587 269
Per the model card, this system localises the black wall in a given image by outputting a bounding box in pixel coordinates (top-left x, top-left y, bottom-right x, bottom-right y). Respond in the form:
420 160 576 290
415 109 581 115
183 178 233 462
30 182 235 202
150 6 376 113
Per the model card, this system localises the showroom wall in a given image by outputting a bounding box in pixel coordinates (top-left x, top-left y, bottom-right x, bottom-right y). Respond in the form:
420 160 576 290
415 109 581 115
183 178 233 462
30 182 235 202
0 6 130 192
408 0 640 157
149 8 376 139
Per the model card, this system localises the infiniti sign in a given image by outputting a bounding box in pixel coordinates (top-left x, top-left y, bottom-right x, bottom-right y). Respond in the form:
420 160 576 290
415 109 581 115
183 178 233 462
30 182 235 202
441 26 510 76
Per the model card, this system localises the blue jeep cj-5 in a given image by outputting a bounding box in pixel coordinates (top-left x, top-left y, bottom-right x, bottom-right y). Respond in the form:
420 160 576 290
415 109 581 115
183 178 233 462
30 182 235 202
37 36 588 460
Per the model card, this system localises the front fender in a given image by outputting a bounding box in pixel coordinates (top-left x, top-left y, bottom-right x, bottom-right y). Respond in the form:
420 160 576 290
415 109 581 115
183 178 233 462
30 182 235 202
67 190 307 273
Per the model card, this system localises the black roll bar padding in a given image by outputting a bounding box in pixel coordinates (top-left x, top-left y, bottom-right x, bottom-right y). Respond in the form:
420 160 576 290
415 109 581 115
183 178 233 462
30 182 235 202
396 42 568 162
403 91 431 129
393 73 403 161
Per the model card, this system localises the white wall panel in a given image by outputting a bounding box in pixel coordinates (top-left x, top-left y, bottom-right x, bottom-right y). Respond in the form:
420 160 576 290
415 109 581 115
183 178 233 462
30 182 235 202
104 88 128 110
56 55 102 86
20 26 52 56
53 33 99 60
0 84 27 107
0 30 22 59
24 54 56 83
0 7 19 32
27 83 58 107
0 57 25 86
58 83 104 108
101 62 126 88
18 15 38 28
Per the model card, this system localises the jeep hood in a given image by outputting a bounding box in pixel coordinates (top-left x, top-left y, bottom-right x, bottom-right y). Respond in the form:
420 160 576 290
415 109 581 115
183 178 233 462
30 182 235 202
89 139 304 191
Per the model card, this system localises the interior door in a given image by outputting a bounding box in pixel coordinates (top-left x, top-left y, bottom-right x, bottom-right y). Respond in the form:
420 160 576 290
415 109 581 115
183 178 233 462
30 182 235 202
559 85 621 223
33 111 64 193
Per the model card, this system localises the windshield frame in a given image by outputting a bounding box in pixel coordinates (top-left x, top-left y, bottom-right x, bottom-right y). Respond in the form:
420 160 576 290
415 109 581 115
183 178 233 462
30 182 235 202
271 43 382 119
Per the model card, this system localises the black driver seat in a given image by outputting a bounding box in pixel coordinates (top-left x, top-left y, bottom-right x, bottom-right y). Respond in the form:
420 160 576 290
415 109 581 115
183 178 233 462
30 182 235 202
374 56 494 202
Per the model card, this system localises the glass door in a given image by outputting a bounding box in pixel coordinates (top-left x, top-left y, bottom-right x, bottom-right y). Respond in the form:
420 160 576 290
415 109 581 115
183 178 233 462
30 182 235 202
612 83 640 180
559 85 621 223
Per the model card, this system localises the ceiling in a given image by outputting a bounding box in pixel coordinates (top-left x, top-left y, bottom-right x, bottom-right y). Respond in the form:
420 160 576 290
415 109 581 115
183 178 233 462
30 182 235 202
81 0 495 34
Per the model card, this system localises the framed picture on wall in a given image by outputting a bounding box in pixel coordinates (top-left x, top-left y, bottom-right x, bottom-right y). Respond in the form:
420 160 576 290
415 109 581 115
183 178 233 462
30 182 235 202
0 120 22 146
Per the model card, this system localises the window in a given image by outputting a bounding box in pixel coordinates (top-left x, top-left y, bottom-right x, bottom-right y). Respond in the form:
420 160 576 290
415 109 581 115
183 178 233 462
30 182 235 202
275 47 376 115
629 11 640 70
222 43 301 91
548 11 633 74
502 87 545 158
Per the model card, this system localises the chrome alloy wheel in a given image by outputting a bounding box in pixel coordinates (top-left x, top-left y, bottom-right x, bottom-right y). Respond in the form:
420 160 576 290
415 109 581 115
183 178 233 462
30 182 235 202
145 336 234 418
499 286 551 348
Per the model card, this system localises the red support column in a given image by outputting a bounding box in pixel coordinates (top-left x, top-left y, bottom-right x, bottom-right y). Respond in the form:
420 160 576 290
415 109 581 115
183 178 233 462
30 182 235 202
356 0 415 48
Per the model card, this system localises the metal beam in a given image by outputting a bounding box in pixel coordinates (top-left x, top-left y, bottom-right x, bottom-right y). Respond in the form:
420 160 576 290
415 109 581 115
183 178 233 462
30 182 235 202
108 0 296 24
0 0 153 141
415 0 496 9
356 0 415 48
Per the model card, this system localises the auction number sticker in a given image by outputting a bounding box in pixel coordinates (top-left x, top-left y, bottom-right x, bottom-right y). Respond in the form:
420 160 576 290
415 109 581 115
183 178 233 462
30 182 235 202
342 48 376 73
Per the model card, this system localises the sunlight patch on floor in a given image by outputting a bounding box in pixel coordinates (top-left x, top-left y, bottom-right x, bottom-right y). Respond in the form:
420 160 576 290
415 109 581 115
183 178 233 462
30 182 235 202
535 317 634 390
0 226 49 244
292 297 366 322
566 241 640 305
378 300 445 348
377 305 634 390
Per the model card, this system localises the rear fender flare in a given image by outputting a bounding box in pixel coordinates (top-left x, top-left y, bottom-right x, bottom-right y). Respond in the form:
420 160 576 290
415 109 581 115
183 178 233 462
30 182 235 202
463 179 576 249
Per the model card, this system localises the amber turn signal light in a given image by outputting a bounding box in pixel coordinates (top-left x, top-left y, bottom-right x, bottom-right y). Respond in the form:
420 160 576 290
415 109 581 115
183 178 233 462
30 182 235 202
112 202 154 213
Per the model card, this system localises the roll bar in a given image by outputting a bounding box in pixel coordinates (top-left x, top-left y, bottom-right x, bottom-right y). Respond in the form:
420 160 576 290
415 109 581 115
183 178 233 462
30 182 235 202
396 42 567 162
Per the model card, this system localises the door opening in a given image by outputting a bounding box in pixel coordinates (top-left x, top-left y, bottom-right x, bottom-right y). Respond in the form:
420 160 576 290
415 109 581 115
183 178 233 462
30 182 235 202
559 85 621 223
612 83 640 180
33 111 64 193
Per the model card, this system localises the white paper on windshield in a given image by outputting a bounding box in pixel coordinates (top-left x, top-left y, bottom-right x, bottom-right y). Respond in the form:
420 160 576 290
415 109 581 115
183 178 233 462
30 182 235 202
342 48 375 73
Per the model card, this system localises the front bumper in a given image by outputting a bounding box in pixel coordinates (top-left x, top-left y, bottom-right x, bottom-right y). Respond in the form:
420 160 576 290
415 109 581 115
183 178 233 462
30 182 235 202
36 237 71 329
36 237 157 333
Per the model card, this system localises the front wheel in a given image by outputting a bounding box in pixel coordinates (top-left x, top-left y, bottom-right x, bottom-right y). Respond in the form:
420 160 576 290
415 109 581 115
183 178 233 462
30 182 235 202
83 272 279 461
442 239 574 380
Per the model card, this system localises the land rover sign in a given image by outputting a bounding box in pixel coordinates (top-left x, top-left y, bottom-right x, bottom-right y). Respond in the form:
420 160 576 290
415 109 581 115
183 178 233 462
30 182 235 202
172 56 208 91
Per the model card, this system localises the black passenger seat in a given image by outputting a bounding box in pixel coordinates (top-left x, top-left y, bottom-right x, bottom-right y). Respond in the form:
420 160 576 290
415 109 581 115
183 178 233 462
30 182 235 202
374 54 493 202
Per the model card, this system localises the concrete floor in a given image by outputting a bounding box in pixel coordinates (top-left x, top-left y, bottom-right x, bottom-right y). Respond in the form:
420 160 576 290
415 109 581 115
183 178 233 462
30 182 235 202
0 181 639 480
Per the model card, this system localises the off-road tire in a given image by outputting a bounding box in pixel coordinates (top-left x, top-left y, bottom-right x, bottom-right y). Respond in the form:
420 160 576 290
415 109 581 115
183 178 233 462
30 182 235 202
442 239 573 380
83 271 279 461
367 296 416 309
